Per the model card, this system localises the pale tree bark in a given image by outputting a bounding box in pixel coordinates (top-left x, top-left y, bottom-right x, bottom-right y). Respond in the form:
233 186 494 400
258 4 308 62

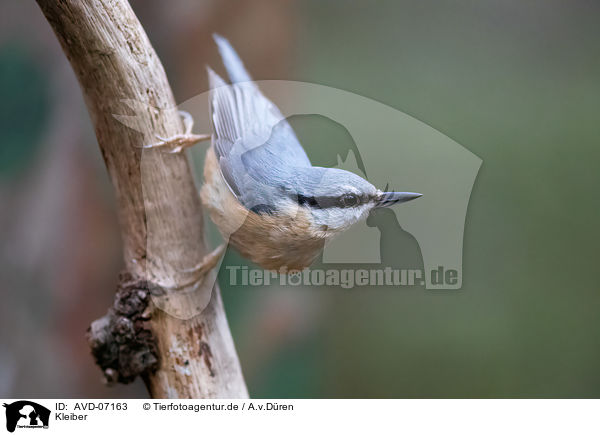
35 0 248 398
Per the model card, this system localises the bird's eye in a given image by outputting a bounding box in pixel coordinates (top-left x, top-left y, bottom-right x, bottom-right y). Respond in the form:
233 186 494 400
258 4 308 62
340 193 359 208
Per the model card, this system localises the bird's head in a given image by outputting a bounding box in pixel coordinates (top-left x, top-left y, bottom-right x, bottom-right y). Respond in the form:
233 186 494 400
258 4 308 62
288 167 421 234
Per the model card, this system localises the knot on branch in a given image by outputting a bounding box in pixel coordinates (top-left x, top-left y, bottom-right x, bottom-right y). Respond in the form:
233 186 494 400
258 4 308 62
87 272 159 384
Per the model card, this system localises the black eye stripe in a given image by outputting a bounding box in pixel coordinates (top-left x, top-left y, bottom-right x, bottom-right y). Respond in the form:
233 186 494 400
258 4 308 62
295 193 367 209
297 194 322 208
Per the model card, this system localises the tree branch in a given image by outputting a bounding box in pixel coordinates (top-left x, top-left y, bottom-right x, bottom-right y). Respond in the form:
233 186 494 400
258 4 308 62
35 0 248 398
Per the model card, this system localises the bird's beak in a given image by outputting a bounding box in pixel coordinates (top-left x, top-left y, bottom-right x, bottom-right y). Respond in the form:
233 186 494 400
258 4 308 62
376 191 422 208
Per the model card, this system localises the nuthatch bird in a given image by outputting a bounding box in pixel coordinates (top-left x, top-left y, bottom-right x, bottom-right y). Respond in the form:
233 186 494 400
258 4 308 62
147 35 421 271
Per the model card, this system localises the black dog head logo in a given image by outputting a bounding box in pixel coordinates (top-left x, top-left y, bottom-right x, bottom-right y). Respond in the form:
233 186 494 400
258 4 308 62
3 401 50 433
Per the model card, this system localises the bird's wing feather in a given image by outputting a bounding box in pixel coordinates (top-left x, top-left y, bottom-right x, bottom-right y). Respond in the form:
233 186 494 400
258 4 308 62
208 36 312 207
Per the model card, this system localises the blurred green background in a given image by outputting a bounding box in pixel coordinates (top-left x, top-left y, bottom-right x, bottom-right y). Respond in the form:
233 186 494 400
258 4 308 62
1 0 599 398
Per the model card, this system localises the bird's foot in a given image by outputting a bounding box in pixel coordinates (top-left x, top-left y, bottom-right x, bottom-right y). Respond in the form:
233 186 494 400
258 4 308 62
149 244 226 318
180 244 226 276
141 110 210 153
165 244 226 291
143 133 210 154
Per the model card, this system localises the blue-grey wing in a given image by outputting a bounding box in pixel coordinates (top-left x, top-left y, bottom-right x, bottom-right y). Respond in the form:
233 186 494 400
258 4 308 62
219 137 300 213
222 134 333 214
211 34 311 165
208 64 311 210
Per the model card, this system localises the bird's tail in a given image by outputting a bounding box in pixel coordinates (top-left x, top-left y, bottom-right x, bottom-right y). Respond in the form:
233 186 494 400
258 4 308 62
213 34 253 84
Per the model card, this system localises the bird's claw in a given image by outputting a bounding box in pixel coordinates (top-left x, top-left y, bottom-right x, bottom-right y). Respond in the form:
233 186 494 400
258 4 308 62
142 133 210 153
140 110 210 153
161 244 226 291
180 244 226 275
